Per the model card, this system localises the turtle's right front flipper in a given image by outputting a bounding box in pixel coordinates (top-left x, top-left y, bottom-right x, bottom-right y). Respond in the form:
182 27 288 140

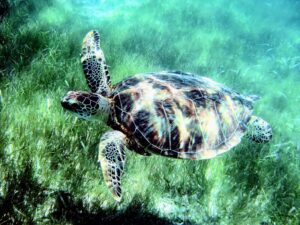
81 30 111 96
98 131 127 202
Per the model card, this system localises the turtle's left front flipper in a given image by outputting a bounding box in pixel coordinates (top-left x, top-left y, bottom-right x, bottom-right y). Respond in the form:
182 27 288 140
81 30 111 96
98 131 127 202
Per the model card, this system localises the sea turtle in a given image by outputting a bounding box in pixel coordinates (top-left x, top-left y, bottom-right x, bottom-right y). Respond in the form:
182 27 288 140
61 30 272 201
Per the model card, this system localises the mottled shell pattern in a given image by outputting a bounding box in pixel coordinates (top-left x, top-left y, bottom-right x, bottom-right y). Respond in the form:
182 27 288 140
108 71 253 159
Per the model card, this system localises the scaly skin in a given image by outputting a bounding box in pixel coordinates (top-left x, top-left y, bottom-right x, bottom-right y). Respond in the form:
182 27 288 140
61 31 272 201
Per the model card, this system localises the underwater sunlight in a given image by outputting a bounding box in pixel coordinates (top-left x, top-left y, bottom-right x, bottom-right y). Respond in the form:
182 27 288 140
0 0 299 224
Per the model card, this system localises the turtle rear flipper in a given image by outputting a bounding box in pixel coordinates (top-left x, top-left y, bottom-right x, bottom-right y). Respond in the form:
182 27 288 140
81 30 111 96
98 131 127 202
246 116 272 143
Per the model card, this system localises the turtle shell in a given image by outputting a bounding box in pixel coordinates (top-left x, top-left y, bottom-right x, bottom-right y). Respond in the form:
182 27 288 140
108 71 253 159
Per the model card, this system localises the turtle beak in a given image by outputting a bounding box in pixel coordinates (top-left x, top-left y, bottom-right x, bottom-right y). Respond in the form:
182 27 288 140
61 95 76 111
60 98 70 109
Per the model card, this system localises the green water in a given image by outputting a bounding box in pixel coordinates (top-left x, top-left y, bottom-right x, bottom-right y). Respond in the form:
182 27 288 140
0 0 299 224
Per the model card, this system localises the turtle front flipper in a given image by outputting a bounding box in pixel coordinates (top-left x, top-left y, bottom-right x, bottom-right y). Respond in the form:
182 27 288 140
81 30 111 96
246 116 272 143
98 131 127 201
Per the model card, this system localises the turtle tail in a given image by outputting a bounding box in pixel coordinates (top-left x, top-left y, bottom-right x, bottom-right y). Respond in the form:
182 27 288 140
246 116 272 143
247 95 260 102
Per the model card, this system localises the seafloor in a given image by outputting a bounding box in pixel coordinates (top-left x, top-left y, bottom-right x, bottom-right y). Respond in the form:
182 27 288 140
0 0 299 224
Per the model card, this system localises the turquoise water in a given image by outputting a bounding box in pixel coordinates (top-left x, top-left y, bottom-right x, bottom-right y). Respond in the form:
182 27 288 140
0 0 299 224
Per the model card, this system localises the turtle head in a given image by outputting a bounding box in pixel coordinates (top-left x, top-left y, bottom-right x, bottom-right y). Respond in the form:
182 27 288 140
61 91 110 120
